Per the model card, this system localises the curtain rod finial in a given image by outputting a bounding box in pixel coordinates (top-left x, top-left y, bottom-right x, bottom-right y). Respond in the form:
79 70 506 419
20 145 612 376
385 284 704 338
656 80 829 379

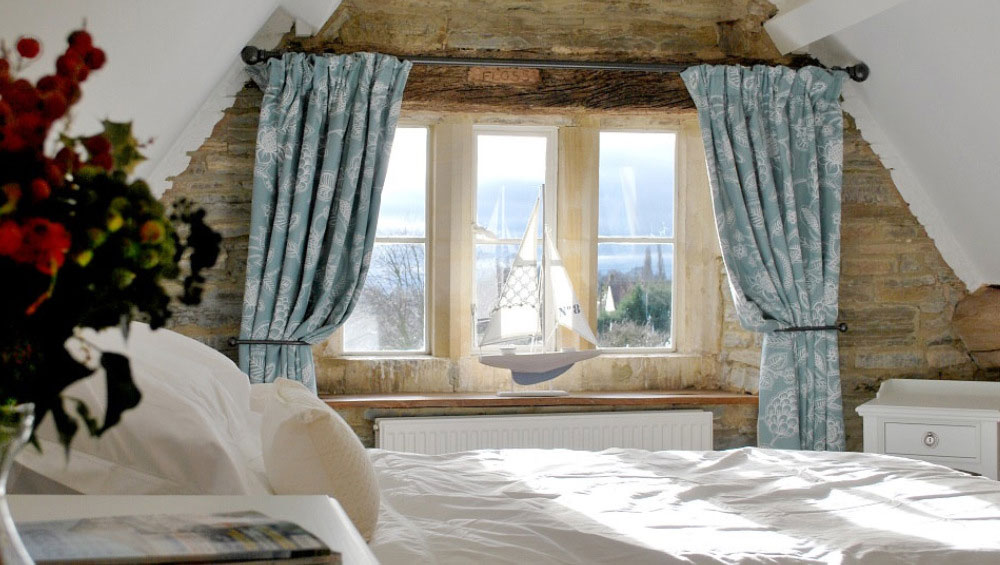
833 62 869 82
241 46 261 65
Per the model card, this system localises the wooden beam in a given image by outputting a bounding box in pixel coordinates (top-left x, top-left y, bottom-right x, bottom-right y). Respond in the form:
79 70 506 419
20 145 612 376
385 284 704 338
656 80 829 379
401 65 695 113
764 0 912 54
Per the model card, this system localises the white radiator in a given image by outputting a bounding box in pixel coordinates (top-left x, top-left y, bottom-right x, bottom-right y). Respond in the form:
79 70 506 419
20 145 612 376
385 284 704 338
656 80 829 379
374 410 713 454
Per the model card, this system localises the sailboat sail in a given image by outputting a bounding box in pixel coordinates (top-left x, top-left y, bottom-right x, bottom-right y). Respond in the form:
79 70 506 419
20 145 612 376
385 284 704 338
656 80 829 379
545 232 598 345
479 196 541 345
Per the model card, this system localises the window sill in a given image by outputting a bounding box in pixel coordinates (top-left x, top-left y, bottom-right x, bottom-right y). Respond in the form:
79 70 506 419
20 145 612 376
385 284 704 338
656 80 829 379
321 390 758 410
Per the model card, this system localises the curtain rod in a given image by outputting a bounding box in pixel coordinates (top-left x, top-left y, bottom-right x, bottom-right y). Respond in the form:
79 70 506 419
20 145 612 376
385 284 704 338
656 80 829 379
239 46 870 82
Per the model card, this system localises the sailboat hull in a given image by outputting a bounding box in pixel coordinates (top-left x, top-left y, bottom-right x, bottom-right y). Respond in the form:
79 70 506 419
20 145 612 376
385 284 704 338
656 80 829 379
478 349 600 385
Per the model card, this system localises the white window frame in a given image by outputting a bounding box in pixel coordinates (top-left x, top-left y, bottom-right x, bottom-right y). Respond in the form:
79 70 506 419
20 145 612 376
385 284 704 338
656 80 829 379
595 128 680 354
333 125 431 356
471 125 559 354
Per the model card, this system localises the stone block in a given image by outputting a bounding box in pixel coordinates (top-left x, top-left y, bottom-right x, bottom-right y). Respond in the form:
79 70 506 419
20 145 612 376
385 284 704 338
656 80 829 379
926 345 971 369
842 256 896 276
953 286 1000 365
839 305 918 348
854 352 926 370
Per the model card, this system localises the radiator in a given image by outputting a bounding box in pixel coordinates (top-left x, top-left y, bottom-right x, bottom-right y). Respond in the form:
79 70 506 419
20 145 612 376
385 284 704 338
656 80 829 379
374 410 713 454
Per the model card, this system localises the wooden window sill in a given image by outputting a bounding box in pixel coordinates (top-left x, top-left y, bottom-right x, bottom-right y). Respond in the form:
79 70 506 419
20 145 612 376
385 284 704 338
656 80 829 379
321 390 757 410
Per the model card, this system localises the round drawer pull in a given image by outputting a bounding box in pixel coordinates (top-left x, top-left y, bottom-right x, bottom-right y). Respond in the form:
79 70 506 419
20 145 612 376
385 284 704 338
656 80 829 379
923 431 939 448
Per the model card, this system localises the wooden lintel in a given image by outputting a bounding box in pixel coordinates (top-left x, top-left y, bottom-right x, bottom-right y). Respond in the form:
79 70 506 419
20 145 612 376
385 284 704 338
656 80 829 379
401 65 695 113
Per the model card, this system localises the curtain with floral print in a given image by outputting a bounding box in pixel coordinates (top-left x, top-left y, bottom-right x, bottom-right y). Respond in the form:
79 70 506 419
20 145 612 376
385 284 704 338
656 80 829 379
239 52 410 392
681 65 846 450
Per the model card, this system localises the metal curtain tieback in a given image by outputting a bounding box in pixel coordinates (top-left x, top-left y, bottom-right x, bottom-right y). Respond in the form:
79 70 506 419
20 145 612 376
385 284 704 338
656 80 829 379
227 337 311 346
773 323 849 333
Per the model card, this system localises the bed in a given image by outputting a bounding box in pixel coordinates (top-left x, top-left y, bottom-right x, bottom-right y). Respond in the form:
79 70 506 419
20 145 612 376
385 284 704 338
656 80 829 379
370 447 1000 564
14 324 1000 564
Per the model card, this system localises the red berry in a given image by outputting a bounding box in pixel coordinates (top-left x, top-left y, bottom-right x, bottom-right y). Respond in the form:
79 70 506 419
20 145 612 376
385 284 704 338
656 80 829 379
90 152 114 171
0 100 12 127
30 178 51 201
83 48 106 71
36 74 63 92
67 30 93 50
44 160 65 187
0 131 26 152
0 220 23 257
0 59 10 85
40 91 68 121
15 112 47 146
16 36 41 59
83 134 111 155
5 79 40 112
56 53 87 81
55 147 80 171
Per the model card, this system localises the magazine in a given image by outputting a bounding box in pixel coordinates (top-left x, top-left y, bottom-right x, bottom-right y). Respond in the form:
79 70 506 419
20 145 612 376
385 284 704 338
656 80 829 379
17 511 341 564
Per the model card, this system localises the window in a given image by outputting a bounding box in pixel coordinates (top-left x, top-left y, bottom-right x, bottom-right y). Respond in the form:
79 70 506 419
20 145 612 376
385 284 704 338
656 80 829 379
596 131 676 349
341 127 428 353
471 127 557 351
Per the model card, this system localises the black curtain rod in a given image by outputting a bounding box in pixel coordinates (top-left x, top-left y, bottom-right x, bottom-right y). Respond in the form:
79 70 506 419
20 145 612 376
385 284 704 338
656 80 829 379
239 46 870 82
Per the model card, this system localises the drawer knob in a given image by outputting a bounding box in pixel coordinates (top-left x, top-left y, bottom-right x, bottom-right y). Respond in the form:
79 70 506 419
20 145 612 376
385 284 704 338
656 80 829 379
923 431 939 448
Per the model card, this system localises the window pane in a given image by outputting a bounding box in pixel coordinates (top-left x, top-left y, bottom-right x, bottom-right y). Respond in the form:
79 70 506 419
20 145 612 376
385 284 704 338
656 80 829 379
344 243 425 352
473 243 542 347
376 127 427 237
598 132 675 238
476 134 547 240
596 243 673 348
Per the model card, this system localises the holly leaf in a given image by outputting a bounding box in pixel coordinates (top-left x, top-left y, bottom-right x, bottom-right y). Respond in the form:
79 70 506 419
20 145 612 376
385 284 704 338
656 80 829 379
98 352 142 434
101 120 147 175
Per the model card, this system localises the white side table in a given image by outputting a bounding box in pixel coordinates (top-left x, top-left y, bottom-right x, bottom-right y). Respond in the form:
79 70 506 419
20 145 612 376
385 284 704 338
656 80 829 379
856 379 1000 479
8 495 378 564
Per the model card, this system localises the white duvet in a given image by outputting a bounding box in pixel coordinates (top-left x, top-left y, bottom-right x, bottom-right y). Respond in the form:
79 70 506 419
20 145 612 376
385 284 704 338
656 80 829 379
370 447 1000 564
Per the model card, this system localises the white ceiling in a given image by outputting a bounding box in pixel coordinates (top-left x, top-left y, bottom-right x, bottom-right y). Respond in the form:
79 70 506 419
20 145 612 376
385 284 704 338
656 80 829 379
768 0 1000 290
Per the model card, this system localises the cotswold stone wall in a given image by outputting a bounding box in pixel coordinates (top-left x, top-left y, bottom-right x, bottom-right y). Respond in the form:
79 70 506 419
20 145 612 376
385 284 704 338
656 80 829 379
161 87 262 360
161 0 982 450
719 116 978 451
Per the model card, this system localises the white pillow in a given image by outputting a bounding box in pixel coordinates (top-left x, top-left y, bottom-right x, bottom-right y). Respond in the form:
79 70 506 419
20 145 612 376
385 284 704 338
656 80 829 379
16 322 270 495
251 379 380 541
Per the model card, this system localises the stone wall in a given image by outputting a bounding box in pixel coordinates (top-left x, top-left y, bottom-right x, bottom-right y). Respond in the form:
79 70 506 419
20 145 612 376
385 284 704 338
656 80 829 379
161 0 985 451
161 86 261 360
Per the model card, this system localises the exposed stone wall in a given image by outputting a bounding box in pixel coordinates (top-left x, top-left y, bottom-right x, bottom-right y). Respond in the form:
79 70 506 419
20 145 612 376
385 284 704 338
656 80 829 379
719 116 978 451
161 86 261 360
160 0 984 452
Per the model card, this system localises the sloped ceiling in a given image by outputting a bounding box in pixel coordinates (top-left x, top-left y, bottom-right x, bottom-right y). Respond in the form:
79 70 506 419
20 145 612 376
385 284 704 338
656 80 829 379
768 0 1000 290
1 0 340 194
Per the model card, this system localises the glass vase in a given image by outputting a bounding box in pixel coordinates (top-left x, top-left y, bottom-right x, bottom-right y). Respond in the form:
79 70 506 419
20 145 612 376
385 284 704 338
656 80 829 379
0 403 35 565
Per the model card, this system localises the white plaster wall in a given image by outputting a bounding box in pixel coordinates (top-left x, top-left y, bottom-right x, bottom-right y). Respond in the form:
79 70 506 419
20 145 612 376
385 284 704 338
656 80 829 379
0 0 282 186
779 0 1000 289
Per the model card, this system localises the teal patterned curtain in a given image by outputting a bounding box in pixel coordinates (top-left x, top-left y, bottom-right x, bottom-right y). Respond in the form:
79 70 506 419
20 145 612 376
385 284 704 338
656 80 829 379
681 65 846 450
239 53 411 391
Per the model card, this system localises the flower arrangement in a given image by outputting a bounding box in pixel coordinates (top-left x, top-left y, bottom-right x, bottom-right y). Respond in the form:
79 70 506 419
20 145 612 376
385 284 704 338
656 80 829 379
0 30 221 448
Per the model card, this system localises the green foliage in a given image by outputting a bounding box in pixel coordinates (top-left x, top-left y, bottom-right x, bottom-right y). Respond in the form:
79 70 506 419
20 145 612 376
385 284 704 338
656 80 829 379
597 279 672 347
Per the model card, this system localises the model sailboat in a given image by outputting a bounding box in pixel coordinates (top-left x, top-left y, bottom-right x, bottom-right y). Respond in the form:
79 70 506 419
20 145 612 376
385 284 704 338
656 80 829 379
478 192 599 395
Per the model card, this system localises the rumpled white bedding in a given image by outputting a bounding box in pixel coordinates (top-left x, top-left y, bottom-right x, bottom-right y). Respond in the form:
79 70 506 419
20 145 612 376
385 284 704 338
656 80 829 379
370 447 1000 564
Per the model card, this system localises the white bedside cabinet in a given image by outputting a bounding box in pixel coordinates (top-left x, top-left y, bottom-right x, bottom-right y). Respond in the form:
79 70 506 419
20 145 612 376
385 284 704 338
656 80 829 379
856 379 1000 479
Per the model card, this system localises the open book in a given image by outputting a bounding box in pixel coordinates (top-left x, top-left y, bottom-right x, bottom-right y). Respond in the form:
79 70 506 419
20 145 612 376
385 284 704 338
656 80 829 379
18 511 340 564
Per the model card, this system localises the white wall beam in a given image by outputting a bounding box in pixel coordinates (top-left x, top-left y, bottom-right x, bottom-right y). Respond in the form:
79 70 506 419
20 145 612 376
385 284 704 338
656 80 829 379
764 0 912 54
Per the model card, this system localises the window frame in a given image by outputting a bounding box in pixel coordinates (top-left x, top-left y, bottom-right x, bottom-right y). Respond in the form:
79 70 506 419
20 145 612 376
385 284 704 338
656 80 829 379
595 128 681 354
470 125 559 354
333 125 432 356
